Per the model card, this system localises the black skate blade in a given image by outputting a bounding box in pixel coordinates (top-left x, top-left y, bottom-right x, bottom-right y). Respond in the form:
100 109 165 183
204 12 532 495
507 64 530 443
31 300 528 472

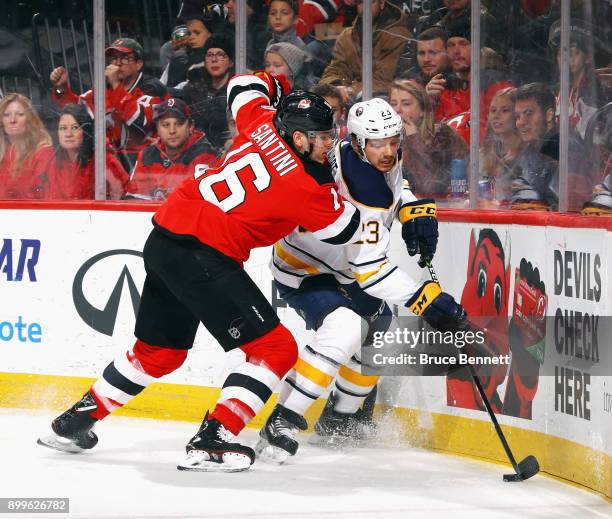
503 455 540 482
37 435 86 454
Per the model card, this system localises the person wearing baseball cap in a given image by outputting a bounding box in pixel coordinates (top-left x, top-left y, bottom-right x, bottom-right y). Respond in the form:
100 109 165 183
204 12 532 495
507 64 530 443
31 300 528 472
105 37 145 60
49 37 168 174
153 98 192 122
126 97 217 201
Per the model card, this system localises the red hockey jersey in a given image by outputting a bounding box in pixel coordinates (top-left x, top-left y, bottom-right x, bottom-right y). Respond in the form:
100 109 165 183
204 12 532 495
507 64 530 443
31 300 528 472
153 72 360 264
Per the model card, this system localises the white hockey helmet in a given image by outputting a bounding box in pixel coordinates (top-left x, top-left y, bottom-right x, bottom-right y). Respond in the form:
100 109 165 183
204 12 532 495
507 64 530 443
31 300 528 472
347 98 403 160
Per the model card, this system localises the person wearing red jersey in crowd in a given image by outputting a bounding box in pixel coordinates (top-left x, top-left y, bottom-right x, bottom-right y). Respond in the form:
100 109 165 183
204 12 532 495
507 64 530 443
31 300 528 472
426 18 512 138
38 71 363 473
49 38 168 173
293 0 346 40
125 98 218 201
46 104 128 200
0 93 53 200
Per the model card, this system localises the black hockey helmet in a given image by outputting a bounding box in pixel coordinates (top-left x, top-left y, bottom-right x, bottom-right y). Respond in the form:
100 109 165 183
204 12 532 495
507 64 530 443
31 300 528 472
274 91 335 143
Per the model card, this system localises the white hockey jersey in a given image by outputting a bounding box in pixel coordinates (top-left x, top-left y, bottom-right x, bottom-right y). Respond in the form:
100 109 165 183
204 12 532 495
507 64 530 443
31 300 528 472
270 138 424 306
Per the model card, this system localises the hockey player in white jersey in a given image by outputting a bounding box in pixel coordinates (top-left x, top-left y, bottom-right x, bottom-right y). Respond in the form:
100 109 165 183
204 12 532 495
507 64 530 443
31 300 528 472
257 98 468 463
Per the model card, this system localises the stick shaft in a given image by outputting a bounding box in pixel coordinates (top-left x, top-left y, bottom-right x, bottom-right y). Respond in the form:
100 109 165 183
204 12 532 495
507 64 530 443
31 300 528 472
422 260 520 472
466 363 519 471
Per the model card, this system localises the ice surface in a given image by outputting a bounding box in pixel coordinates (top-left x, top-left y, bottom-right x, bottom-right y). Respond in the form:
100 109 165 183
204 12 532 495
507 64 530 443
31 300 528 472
1 410 610 519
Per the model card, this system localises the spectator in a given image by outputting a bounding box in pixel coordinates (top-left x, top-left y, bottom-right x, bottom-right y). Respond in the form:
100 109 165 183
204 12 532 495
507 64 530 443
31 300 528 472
181 34 234 152
294 0 346 40
397 27 450 87
582 103 611 215
125 98 217 201
415 0 500 50
427 18 512 137
163 9 222 88
47 104 128 200
548 19 611 139
479 87 524 206
267 0 307 50
389 80 466 199
264 42 313 90
320 0 410 101
511 82 559 210
266 0 332 77
49 38 168 172
0 93 53 199
219 0 270 70
311 83 348 138
512 82 592 211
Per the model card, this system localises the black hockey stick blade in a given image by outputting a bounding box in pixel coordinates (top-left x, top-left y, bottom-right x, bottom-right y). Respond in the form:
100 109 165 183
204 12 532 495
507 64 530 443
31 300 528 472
503 455 540 482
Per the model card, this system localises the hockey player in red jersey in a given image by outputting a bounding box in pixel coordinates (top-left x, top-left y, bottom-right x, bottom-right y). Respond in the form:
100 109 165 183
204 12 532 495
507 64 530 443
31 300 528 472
37 71 362 472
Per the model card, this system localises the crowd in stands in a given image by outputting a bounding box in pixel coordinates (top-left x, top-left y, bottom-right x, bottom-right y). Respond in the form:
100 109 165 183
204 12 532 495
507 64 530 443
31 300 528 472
0 0 610 215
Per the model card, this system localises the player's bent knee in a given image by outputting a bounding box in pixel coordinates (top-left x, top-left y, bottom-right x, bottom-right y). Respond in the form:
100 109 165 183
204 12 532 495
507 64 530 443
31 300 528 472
311 307 365 365
132 339 188 378
240 324 298 379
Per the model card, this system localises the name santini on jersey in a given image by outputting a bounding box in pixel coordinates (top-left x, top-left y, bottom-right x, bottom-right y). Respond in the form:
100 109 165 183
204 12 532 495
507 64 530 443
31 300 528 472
153 73 361 264
250 123 298 177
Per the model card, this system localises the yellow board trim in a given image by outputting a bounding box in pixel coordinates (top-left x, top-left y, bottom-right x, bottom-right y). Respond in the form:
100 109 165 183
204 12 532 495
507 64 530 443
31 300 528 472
337 365 380 387
1 372 609 500
293 359 334 388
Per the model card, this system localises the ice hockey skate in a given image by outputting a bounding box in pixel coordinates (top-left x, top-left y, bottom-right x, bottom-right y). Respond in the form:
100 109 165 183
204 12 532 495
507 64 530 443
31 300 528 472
37 391 99 454
309 389 378 450
177 412 255 472
255 404 308 464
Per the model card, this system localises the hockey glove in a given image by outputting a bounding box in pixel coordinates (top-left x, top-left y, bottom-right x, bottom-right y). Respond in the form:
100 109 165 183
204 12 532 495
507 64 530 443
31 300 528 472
253 70 291 108
407 281 468 334
399 199 438 263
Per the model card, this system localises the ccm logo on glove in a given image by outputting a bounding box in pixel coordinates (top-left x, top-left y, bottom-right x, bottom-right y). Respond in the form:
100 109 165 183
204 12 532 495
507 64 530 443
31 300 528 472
399 199 439 262
407 280 442 316
398 199 437 221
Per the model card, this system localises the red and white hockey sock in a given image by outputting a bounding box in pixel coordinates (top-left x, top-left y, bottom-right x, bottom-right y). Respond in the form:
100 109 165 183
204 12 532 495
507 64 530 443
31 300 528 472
89 340 187 420
210 324 297 435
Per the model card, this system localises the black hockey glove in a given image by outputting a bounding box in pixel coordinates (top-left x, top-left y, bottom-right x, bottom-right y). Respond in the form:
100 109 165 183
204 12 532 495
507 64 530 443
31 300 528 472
399 199 438 263
406 281 468 334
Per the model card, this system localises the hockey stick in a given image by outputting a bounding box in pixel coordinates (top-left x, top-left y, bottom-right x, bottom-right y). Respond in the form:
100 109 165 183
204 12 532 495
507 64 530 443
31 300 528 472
419 258 540 482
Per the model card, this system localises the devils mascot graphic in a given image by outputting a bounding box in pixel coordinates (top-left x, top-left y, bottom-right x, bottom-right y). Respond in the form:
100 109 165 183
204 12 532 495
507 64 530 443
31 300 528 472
447 228 546 418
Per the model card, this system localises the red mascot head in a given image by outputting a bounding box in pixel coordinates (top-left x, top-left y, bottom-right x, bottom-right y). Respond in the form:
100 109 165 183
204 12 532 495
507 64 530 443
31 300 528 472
460 228 511 355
